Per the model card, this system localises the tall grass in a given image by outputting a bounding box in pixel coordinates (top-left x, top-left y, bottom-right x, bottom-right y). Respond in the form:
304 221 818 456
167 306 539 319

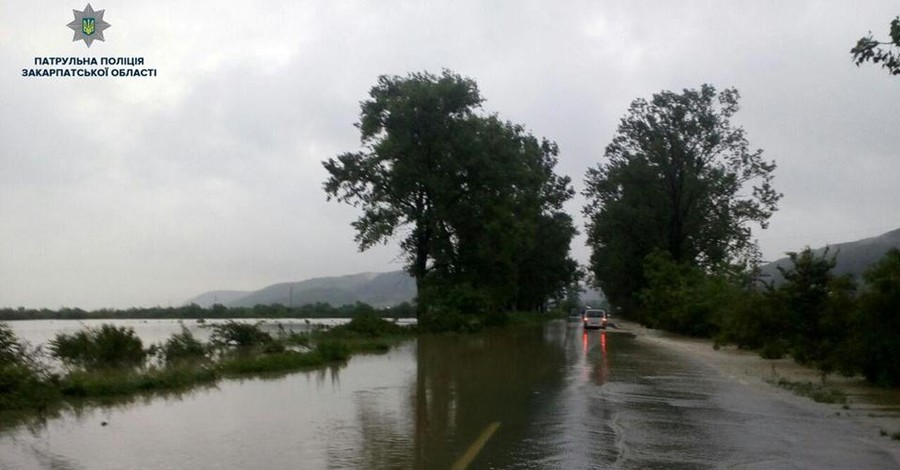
159 325 207 365
0 322 59 410
49 324 145 369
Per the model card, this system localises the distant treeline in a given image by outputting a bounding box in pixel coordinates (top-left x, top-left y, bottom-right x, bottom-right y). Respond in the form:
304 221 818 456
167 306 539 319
0 301 417 321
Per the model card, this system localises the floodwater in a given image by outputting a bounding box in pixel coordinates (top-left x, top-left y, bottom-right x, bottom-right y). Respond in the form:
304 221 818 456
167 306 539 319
1 320 897 469
4 318 359 349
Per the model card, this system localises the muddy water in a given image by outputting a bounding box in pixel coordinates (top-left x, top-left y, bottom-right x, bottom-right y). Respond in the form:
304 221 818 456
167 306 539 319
1 320 897 469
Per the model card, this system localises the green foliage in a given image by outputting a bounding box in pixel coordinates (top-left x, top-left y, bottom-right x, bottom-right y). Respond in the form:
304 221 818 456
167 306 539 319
314 340 350 362
0 322 59 410
1 312 419 413
323 70 484 315
218 351 332 375
773 248 853 376
639 251 736 336
160 325 207 364
50 324 146 369
584 84 780 313
514 213 581 312
714 288 772 350
59 366 217 398
329 310 409 338
848 249 900 386
324 69 577 316
0 364 59 410
0 322 25 365
769 377 847 404
758 341 788 360
209 321 274 348
851 16 900 75
715 248 860 380
418 311 484 333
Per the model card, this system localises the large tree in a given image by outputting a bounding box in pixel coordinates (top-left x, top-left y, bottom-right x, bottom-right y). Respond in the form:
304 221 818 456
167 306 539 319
324 70 576 316
583 84 780 313
851 16 900 76
323 70 482 315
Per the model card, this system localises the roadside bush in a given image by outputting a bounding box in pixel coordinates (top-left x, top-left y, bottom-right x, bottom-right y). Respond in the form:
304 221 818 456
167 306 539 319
161 325 207 364
209 321 273 348
849 249 900 386
759 340 789 359
773 248 855 378
639 251 728 337
714 289 770 350
50 324 145 369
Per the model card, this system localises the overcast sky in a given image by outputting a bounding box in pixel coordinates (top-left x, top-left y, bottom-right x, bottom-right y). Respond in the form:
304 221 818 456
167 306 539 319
1 1 898 309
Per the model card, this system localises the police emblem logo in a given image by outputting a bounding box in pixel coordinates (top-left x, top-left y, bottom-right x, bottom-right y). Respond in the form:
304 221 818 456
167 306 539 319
67 4 110 47
82 18 95 36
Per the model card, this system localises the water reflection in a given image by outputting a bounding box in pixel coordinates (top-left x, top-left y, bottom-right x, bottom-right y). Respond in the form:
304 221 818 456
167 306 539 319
580 330 609 385
320 327 570 469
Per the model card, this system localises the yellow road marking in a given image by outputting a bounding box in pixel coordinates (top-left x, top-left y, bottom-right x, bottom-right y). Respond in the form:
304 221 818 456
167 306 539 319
451 421 501 470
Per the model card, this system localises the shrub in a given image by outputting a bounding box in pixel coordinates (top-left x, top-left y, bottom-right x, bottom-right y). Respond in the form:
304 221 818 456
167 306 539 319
331 311 408 338
161 325 207 364
759 340 788 359
715 289 770 350
850 249 900 386
315 340 350 362
209 321 273 348
0 322 58 409
50 324 145 369
639 251 730 337
770 377 847 404
0 322 26 365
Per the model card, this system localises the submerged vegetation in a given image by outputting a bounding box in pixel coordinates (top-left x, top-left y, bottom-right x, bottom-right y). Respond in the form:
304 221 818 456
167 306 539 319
768 377 847 405
0 312 415 414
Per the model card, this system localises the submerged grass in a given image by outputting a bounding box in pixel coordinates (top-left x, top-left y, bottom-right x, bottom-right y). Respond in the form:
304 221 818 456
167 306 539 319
0 314 415 416
768 377 848 404
59 365 218 398
219 351 333 375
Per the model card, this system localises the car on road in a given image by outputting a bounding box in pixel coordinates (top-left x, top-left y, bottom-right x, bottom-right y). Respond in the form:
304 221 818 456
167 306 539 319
582 309 608 330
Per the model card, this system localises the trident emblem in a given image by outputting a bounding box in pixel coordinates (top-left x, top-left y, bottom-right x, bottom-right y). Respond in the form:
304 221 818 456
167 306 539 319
82 18 95 36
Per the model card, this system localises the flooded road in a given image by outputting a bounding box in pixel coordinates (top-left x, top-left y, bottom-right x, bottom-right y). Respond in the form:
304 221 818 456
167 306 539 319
1 320 897 469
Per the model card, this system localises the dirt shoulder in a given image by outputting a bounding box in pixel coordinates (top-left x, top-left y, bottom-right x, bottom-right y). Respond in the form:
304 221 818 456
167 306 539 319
612 319 900 452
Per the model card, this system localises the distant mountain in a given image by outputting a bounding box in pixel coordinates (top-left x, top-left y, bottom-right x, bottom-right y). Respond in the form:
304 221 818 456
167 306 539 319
185 271 416 308
186 290 250 307
759 227 900 284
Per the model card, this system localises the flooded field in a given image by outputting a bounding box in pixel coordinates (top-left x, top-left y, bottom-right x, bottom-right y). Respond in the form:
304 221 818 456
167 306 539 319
1 319 897 469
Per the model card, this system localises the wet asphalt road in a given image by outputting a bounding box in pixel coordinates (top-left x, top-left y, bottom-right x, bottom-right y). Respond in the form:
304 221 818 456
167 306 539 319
498 321 898 469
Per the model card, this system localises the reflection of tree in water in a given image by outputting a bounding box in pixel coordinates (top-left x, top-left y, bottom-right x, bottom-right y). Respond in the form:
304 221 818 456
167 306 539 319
312 363 342 388
412 328 567 469
344 388 415 469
